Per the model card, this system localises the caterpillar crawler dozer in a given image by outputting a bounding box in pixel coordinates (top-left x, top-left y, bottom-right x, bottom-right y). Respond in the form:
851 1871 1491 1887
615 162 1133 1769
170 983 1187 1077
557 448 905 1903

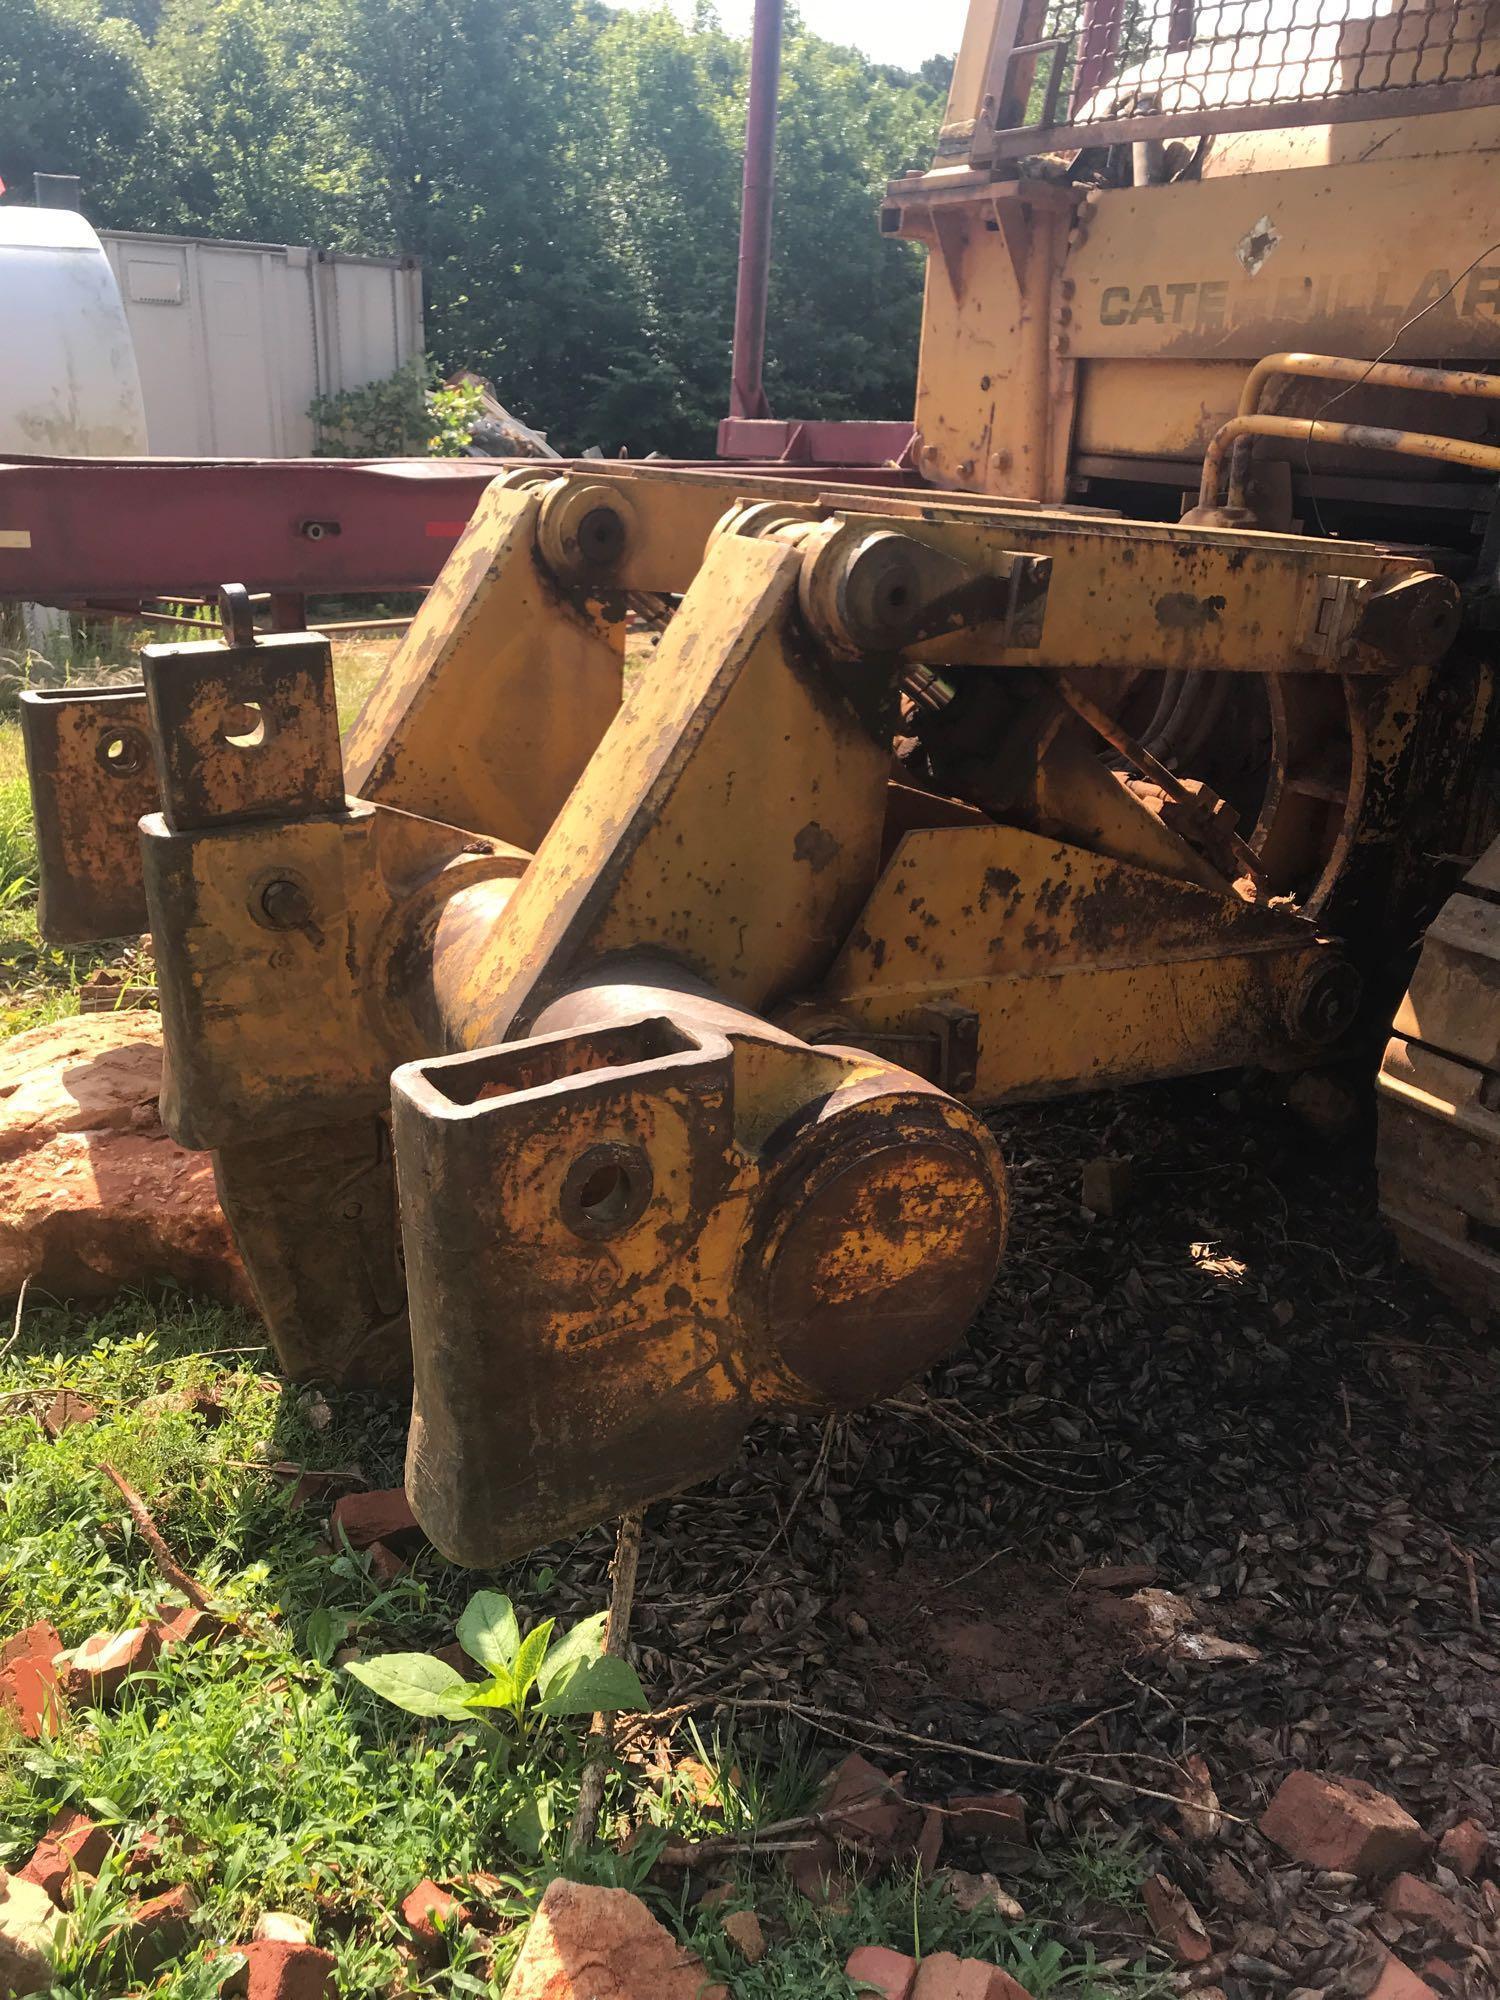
19 0 1500 1562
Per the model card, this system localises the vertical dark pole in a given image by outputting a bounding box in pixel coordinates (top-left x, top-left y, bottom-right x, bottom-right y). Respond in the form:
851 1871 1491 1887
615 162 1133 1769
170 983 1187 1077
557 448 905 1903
729 0 784 421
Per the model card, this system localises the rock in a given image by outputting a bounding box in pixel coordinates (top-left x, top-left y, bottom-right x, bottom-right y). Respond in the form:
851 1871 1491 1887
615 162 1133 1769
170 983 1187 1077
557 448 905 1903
1129 1588 1199 1642
1142 1874 1213 1963
17 1809 113 1905
1081 1156 1131 1217
1365 1952 1438 2000
253 1913 315 1945
216 1939 338 1999
1381 1874 1467 1938
40 1390 96 1439
720 1910 764 1963
64 1625 161 1705
502 1878 725 2000
401 1879 473 1955
844 1946 919 2000
910 1952 1031 1999
944 1793 1027 1843
330 1488 422 1552
1259 1773 1430 1877
116 1883 198 1971
1175 1753 1223 1841
938 1869 1025 1922
0 1012 249 1306
0 1623 62 1739
0 1871 61 1994
1074 1563 1155 1592
1437 1819 1488 1880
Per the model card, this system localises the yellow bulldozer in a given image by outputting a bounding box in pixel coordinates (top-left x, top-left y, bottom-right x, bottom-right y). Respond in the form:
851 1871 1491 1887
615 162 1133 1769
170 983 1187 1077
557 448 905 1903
21 0 1500 1565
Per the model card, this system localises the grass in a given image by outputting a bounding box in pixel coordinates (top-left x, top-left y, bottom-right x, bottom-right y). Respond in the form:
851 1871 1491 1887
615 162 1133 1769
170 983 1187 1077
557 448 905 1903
0 1294 1163 1997
0 618 1164 1997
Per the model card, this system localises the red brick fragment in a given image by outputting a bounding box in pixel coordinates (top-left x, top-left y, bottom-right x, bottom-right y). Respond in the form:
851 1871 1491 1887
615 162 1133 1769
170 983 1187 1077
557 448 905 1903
1422 1957 1466 1996
1437 1819 1488 1880
818 1754 919 1853
910 1951 1031 1999
845 1945 919 2000
401 1879 473 1954
215 1939 338 2000
1075 1563 1156 1592
915 1808 943 1876
1366 1952 1438 2000
365 1541 408 1584
41 1391 96 1439
944 1793 1027 1843
0 1622 62 1739
502 1877 725 1999
63 1626 161 1705
116 1883 198 1972
154 1605 230 1650
330 1488 421 1551
121 1832 168 1888
17 1810 113 1906
1259 1772 1430 1877
1382 1874 1467 1938
1142 1873 1212 1963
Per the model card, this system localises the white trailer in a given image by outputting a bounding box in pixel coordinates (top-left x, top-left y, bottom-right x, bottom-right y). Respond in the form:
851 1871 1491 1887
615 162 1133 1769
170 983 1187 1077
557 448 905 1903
98 231 425 457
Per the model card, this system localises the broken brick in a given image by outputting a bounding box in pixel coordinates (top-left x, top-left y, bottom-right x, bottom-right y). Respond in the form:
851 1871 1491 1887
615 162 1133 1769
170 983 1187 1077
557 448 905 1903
41 1391 96 1439
720 1910 765 1963
115 1883 198 1972
502 1878 725 1999
17 1811 113 1906
944 1793 1027 1843
1142 1873 1212 1963
154 1605 230 1650
910 1952 1031 1999
252 1912 315 1945
1381 1874 1467 1938
1081 1156 1131 1217
818 1754 920 1854
1437 1819 1489 1880
63 1626 161 1706
0 1869 62 1995
1075 1563 1156 1592
915 1808 943 1877
1421 1958 1464 1996
121 1833 167 1887
365 1541 408 1584
1259 1773 1430 1877
330 1488 421 1551
0 1623 62 1740
844 1945 918 2000
401 1879 473 1954
1366 1952 1438 2000
215 1939 338 2000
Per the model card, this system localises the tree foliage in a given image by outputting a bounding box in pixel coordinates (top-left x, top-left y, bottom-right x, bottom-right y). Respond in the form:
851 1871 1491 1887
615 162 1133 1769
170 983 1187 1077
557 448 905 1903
0 0 948 454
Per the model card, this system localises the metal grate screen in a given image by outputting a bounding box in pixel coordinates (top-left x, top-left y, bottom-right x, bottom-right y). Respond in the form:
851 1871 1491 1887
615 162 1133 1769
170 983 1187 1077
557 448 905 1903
989 0 1500 155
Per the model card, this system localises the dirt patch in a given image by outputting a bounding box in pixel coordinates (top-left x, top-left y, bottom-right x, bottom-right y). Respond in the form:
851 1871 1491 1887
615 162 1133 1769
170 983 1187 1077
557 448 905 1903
837 1551 1155 1711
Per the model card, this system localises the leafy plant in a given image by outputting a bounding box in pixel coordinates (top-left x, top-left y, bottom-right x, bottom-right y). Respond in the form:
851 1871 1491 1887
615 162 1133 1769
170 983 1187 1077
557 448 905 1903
310 358 483 459
344 1589 646 1745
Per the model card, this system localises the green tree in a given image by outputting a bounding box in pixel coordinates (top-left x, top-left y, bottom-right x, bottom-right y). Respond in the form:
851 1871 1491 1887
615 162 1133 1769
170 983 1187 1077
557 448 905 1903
0 0 175 222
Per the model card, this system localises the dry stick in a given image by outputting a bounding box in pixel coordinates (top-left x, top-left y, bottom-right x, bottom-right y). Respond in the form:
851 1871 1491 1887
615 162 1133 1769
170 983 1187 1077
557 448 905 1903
0 1278 32 1367
646 1695 1248 1823
569 1508 645 1852
99 1461 217 1613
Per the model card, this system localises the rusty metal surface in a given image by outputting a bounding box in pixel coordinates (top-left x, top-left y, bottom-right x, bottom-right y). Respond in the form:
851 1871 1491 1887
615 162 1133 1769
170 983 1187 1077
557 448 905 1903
143 627 346 831
1377 834 1500 1320
396 987 1006 1564
19 686 158 943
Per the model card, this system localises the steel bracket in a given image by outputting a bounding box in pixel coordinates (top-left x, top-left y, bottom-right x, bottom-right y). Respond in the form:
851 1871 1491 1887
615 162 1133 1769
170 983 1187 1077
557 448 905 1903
20 685 159 943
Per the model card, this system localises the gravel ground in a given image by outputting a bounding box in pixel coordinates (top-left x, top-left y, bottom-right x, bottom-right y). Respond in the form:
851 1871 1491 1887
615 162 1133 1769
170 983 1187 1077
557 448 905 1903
538 1068 1499 1995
